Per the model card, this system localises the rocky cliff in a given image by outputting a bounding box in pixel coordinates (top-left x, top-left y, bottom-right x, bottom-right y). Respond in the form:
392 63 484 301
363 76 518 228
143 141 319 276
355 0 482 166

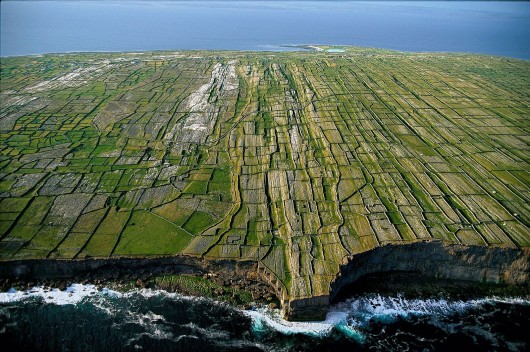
1 240 528 321
284 241 530 320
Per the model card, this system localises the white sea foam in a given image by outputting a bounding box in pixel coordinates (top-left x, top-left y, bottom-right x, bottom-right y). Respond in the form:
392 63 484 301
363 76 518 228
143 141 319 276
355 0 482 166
119 287 207 302
126 311 174 342
244 294 530 341
0 284 119 305
338 294 472 326
341 294 530 327
244 306 363 341
0 284 210 308
3 284 527 344
246 309 331 336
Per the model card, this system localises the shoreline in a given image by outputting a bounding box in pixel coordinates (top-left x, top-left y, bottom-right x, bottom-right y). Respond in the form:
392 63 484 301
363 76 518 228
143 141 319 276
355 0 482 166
1 45 528 61
0 272 280 310
2 270 529 315
1 242 529 321
333 271 530 304
0 256 281 309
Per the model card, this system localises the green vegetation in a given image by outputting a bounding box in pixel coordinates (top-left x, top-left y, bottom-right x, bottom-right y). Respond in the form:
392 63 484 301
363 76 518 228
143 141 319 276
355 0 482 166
183 211 214 235
114 211 193 255
0 48 529 303
154 274 254 306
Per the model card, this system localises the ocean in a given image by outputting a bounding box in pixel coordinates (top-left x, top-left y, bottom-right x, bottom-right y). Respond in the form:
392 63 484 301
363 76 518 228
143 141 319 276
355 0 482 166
1 1 530 59
0 284 529 351
1 1 529 350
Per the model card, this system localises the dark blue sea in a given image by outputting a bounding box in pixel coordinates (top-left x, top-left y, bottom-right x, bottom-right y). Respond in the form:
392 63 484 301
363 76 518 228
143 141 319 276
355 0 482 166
1 2 529 350
1 1 530 59
1 285 529 351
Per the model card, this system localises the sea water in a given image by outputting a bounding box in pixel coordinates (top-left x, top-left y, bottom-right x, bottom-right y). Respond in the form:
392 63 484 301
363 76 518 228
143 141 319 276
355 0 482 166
1 1 529 350
1 284 529 351
1 1 530 59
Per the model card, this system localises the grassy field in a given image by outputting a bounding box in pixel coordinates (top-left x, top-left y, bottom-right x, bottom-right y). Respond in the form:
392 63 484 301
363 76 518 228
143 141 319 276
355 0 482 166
1 47 529 301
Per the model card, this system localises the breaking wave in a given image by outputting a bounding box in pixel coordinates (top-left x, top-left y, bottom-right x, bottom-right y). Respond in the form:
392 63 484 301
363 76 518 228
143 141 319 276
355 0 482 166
1 284 528 351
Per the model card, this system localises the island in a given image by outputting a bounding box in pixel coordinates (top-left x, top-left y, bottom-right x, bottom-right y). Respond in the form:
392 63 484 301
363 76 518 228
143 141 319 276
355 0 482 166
1 47 529 320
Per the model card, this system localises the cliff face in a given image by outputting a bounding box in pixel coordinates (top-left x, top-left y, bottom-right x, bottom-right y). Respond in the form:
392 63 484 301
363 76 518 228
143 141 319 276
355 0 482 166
333 242 530 294
0 256 255 283
284 241 530 321
1 241 529 321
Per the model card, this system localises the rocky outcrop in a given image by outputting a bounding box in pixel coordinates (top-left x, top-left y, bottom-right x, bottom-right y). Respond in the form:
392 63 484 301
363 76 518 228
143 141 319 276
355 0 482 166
284 241 530 321
282 295 330 321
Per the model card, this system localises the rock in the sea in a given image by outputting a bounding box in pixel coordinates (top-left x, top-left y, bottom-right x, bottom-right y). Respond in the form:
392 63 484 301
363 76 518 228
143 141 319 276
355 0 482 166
57 281 67 291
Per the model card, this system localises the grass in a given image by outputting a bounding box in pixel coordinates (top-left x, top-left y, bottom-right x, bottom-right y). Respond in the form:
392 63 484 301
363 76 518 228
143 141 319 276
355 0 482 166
151 199 196 226
211 167 230 183
16 197 55 226
54 232 92 258
153 274 254 306
183 180 208 195
182 211 214 235
113 210 193 255
0 49 529 303
0 180 16 192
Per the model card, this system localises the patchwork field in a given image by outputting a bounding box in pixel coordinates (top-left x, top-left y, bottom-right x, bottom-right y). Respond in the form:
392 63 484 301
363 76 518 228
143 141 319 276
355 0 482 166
1 47 529 307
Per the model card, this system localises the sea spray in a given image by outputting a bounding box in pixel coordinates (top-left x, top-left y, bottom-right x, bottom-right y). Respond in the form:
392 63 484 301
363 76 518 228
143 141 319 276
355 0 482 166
1 284 528 351
0 284 110 305
245 306 364 342
338 294 474 326
0 284 260 352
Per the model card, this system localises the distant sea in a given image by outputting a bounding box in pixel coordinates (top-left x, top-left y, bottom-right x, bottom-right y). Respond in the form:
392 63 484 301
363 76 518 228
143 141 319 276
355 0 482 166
1 1 530 59
2 1 530 351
